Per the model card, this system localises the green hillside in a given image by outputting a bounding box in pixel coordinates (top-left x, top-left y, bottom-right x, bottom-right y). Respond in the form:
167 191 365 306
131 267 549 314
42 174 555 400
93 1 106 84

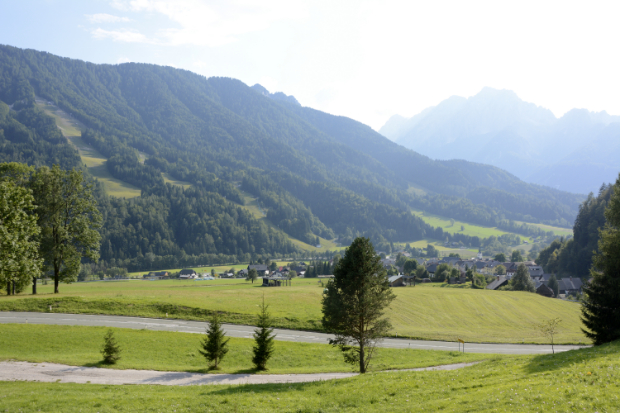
0 44 583 270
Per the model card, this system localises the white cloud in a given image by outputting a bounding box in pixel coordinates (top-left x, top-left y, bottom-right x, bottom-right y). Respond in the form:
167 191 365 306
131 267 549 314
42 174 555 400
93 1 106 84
86 13 131 23
105 0 307 46
92 28 151 43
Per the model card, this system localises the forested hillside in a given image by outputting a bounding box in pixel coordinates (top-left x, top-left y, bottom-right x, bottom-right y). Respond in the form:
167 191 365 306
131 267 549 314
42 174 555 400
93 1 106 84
0 44 585 270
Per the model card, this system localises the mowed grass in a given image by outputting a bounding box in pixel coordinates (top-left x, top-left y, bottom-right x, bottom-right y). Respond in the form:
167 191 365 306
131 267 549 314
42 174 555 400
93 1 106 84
2 341 619 412
411 209 521 240
0 281 588 344
36 100 142 198
0 324 488 374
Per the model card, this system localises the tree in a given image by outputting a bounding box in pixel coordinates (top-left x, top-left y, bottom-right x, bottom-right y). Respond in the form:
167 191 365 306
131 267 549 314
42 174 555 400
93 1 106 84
426 244 438 257
31 166 102 294
252 297 275 370
495 265 506 275
101 329 121 364
510 263 535 292
403 259 418 275
321 237 395 373
211 268 216 277
581 175 620 345
0 181 42 295
288 270 297 279
415 266 428 280
472 273 487 289
537 318 561 354
199 312 230 369
269 261 277 272
246 268 258 283
511 250 524 262
494 253 507 262
547 274 559 297
434 263 451 282
460 225 465 231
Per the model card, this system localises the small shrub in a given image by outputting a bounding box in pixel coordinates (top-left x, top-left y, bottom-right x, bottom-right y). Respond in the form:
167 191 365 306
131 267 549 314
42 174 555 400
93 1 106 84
101 329 121 364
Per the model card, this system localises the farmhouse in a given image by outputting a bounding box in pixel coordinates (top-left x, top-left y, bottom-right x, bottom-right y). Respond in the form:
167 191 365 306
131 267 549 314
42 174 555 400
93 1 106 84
558 277 583 295
486 275 509 290
388 275 404 287
178 269 197 279
145 271 169 279
248 264 269 276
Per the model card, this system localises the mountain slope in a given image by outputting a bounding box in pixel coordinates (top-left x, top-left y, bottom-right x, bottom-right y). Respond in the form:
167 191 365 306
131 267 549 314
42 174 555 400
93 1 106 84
0 44 585 269
381 88 620 194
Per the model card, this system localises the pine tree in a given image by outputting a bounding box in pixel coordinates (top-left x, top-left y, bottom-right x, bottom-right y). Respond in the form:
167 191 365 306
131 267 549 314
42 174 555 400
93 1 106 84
252 297 275 370
581 175 620 345
199 313 230 369
101 329 121 364
322 237 395 373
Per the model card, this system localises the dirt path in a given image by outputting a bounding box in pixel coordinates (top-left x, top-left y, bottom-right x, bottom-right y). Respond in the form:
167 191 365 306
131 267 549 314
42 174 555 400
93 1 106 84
0 361 479 386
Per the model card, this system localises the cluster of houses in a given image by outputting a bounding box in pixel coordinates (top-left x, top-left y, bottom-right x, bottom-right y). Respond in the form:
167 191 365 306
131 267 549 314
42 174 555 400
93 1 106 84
380 254 584 299
240 264 307 287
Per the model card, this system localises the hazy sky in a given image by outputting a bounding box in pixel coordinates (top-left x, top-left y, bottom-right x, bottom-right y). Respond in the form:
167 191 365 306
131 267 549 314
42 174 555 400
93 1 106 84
2 0 619 130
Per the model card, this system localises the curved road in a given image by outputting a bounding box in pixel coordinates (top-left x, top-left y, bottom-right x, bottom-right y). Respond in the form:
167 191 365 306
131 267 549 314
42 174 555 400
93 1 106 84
0 312 587 354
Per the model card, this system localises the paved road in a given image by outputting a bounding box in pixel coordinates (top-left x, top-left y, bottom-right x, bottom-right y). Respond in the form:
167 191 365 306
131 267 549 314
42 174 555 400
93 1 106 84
0 312 588 354
0 361 480 386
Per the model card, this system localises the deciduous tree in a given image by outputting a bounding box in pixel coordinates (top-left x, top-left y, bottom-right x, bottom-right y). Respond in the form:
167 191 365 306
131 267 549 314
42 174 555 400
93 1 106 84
321 237 395 373
246 268 258 283
31 165 102 294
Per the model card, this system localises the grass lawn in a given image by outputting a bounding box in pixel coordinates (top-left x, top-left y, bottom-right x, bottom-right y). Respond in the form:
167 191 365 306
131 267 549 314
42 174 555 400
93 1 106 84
0 281 588 344
1 341 618 412
0 324 489 374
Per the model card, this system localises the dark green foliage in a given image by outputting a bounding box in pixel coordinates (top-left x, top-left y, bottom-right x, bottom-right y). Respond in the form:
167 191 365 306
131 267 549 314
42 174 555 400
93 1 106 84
511 250 524 262
510 264 536 292
403 259 418 275
321 237 396 373
538 185 613 277
101 329 121 364
199 313 230 369
434 264 451 282
252 298 275 370
246 268 258 284
0 45 584 271
581 175 620 345
548 274 559 297
472 273 487 289
494 253 506 262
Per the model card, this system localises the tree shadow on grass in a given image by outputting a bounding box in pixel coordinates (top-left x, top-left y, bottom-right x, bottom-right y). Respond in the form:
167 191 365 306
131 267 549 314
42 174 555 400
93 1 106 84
203 377 342 397
524 341 615 374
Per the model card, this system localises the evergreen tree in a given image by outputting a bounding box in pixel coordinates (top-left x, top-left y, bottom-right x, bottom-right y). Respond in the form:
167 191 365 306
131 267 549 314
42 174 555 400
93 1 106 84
321 237 395 373
547 274 559 297
101 329 121 364
252 297 275 370
199 312 230 369
581 175 620 345
511 263 536 292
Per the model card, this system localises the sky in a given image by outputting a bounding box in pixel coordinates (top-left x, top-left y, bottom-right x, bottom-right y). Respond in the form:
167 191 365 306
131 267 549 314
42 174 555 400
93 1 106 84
2 0 620 130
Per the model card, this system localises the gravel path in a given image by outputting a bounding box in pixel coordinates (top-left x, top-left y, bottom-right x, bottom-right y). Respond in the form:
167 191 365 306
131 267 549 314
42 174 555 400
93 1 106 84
0 361 479 386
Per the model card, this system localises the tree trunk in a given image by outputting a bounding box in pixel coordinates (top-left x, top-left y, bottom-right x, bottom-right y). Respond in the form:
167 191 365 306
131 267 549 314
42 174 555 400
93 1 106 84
359 341 365 374
12 281 16 295
54 275 59 294
32 277 37 295
6 282 10 296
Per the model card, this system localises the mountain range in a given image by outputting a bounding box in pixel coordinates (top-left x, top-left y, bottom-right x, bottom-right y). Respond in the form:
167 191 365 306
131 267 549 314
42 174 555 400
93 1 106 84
379 87 620 195
0 44 586 268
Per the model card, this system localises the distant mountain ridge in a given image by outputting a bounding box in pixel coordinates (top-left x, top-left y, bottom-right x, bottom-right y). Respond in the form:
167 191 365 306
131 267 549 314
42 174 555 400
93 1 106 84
251 84 300 106
380 88 620 194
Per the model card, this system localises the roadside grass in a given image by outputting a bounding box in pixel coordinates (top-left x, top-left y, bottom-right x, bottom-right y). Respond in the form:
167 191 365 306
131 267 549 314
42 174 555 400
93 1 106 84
0 281 588 344
2 341 618 412
0 324 489 374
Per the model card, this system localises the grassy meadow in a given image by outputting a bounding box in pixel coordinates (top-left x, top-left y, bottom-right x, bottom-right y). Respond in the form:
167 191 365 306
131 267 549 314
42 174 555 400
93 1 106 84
0 324 489 374
0 280 588 344
2 341 618 412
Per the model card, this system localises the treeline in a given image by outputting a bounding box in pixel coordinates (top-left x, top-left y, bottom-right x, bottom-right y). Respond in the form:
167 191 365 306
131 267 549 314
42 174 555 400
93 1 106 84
536 184 614 277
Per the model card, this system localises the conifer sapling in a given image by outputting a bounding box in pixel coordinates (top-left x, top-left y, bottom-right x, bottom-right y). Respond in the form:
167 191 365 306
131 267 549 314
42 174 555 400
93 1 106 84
252 297 275 370
199 312 230 370
101 329 121 364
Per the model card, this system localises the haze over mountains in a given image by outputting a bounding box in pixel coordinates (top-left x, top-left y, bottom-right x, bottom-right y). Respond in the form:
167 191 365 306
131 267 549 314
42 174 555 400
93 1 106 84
380 87 620 195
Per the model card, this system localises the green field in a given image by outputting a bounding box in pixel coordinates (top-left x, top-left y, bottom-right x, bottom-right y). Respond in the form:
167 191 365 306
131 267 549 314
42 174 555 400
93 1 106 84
0 324 488 374
412 209 519 239
1 341 618 412
162 172 192 189
0 280 588 344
